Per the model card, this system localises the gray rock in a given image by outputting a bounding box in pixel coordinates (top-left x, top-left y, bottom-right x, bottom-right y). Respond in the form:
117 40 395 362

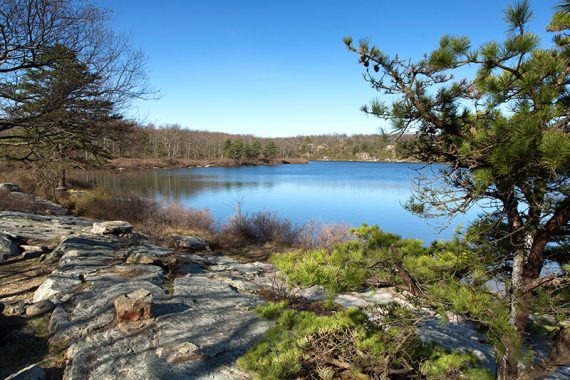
25 300 55 317
4 363 46 380
173 235 209 252
0 211 90 241
33 275 83 303
418 318 495 372
0 232 20 261
126 244 174 265
3 300 26 316
0 183 21 192
4 211 274 379
92 221 133 235
20 244 48 252
62 273 270 379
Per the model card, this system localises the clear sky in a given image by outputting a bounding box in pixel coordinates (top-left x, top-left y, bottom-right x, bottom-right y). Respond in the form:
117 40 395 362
101 0 558 137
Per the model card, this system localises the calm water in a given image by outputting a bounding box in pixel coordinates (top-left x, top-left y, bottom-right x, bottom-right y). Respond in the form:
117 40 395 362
81 161 479 243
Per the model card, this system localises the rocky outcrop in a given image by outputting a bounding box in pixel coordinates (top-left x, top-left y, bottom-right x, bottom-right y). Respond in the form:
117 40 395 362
0 209 278 379
172 235 210 252
0 183 68 216
0 211 91 241
8 209 568 379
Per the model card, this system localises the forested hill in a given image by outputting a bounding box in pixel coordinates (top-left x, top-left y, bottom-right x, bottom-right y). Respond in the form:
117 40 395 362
107 123 415 162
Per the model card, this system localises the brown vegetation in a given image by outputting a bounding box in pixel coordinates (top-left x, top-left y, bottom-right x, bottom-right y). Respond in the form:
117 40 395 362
69 188 354 256
0 189 37 213
108 157 308 170
71 189 216 240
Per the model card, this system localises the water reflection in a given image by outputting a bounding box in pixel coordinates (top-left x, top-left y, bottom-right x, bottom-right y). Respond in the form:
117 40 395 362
79 161 478 242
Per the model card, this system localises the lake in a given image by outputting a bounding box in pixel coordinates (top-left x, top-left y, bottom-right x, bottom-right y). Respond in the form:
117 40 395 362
80 161 479 243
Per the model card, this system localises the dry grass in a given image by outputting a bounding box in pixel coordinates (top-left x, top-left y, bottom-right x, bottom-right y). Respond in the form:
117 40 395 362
295 221 355 252
217 204 355 253
218 207 301 249
0 165 37 194
71 189 216 240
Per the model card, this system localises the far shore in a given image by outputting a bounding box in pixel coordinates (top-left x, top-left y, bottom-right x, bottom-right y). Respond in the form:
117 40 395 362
107 157 310 170
106 156 421 171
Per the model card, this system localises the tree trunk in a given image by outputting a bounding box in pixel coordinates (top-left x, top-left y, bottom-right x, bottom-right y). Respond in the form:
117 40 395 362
57 167 67 191
497 233 546 380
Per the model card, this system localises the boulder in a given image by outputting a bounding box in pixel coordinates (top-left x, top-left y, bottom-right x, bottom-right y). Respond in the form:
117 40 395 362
0 232 20 261
92 221 133 235
4 363 46 380
33 276 82 303
114 288 153 322
25 300 55 317
3 300 26 316
172 235 209 252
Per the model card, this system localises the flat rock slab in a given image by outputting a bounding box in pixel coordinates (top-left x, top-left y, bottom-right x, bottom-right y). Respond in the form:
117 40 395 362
14 213 275 379
92 221 133 235
63 273 270 380
0 211 91 241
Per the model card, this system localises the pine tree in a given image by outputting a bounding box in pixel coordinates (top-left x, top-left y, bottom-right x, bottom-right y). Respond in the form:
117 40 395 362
2 45 121 189
346 1 569 378
262 142 278 162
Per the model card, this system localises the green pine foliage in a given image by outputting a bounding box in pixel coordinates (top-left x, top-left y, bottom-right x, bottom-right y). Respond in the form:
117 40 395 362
270 224 527 368
239 301 491 379
345 1 570 376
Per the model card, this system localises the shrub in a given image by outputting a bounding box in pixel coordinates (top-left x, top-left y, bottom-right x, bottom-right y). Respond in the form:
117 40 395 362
147 202 216 237
240 302 492 380
420 348 492 380
73 188 155 223
72 189 215 239
295 221 355 252
270 241 370 297
219 207 302 248
239 302 430 379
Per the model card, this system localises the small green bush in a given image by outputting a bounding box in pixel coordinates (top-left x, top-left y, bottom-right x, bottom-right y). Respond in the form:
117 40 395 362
240 302 492 379
420 348 492 380
239 303 416 379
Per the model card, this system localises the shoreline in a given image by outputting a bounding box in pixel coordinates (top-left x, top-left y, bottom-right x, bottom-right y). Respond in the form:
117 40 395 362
106 156 420 171
107 157 309 170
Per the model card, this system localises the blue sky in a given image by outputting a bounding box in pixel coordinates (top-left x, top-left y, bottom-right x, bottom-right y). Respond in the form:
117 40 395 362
102 0 558 137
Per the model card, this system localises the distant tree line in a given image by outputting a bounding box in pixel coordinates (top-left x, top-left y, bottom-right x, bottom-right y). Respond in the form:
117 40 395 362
103 123 414 162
